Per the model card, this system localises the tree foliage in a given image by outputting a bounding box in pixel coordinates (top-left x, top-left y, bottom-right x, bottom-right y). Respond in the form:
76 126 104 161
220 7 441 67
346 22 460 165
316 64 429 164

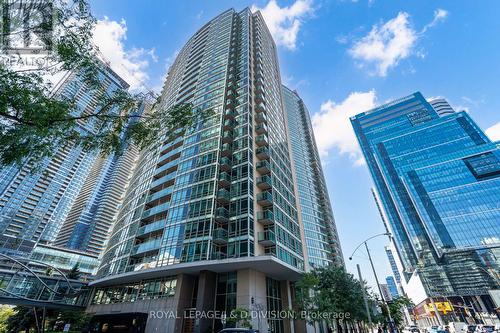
0 0 212 168
295 265 380 330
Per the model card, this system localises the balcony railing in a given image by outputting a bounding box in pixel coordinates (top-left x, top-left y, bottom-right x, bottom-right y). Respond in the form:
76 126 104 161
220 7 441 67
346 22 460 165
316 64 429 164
213 228 228 245
258 230 276 246
256 146 270 160
218 172 231 187
215 207 230 223
255 124 268 135
256 160 271 174
255 134 269 147
137 220 165 237
220 157 231 171
221 143 232 156
217 189 230 204
256 210 274 225
222 131 233 143
255 103 266 113
224 110 236 119
131 238 162 255
256 175 272 190
142 202 169 220
256 191 273 206
255 113 267 124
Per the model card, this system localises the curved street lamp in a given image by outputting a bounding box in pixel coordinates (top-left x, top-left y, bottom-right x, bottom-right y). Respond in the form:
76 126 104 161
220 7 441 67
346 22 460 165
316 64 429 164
349 232 395 332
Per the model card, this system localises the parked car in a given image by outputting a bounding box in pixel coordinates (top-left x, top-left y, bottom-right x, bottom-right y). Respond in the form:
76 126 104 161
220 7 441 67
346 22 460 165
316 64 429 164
479 325 495 333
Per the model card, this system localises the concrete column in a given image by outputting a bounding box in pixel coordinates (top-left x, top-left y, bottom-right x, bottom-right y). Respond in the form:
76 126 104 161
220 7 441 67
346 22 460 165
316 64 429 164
194 270 217 333
237 269 267 331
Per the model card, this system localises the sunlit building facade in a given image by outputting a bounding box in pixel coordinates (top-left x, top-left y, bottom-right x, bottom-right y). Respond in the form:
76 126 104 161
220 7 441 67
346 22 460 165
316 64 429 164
351 92 500 322
282 85 342 269
87 8 335 333
0 65 129 257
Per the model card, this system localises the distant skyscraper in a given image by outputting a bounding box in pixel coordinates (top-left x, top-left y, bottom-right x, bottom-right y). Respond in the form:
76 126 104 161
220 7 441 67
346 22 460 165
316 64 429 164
386 276 399 299
54 100 146 256
385 245 402 284
428 98 455 116
351 92 499 321
87 8 340 333
0 65 129 256
282 85 342 268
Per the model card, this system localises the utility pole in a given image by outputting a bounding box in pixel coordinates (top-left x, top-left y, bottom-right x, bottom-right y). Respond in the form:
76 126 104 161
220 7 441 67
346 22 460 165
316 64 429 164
364 242 395 333
357 263 373 332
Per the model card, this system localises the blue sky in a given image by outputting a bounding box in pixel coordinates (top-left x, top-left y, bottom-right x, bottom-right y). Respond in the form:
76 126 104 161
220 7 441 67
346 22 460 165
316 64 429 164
89 0 500 289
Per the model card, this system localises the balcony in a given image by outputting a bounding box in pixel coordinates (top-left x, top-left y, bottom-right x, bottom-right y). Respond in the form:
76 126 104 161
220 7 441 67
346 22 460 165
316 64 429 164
255 113 267 124
217 189 230 204
222 131 233 143
146 186 173 204
257 191 273 207
255 134 269 147
212 251 227 260
254 123 267 135
223 120 236 130
142 202 169 220
220 157 231 171
221 143 232 157
137 220 165 238
258 230 276 246
256 160 270 174
255 103 266 113
224 110 236 119
218 172 231 187
213 228 228 245
256 210 274 225
131 238 162 256
255 92 265 103
215 207 230 223
256 147 270 160
256 175 272 190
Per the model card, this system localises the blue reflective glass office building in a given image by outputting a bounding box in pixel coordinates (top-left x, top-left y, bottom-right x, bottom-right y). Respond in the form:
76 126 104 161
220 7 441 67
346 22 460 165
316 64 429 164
351 92 499 317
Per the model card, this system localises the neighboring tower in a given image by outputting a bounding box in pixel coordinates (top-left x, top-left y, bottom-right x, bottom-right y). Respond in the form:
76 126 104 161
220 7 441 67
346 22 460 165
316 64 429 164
89 9 318 333
428 98 455 116
351 91 500 323
385 276 400 299
282 85 343 268
0 65 129 256
54 101 147 256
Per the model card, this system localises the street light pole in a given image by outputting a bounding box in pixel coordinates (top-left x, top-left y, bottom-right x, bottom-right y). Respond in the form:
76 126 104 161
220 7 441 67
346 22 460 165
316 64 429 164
364 241 395 331
349 233 396 333
357 263 373 331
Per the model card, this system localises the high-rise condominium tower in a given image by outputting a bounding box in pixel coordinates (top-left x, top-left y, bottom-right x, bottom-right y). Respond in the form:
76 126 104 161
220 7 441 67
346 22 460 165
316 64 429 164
351 92 500 325
0 65 129 257
282 85 342 268
88 8 341 333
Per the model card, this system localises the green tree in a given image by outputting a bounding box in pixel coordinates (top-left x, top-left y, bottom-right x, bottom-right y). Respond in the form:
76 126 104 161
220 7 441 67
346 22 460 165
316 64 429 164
0 0 212 168
295 265 378 333
384 297 413 330
0 305 15 333
6 306 40 333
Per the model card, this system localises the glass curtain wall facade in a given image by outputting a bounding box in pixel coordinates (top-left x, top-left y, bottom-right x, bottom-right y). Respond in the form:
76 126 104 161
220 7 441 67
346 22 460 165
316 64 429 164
0 65 129 257
351 92 500 311
282 85 342 268
89 8 315 333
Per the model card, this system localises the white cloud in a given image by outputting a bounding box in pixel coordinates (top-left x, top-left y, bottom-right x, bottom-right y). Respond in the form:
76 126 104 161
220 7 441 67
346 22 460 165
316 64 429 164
486 122 500 142
312 91 377 165
421 8 449 33
348 9 448 76
251 0 314 50
92 17 156 91
349 12 417 76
